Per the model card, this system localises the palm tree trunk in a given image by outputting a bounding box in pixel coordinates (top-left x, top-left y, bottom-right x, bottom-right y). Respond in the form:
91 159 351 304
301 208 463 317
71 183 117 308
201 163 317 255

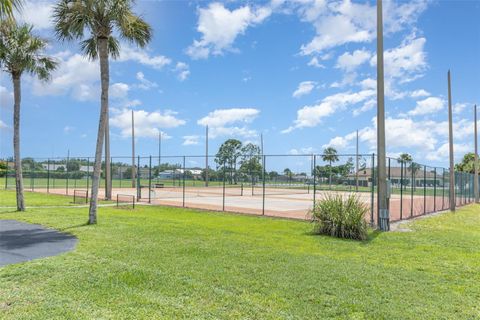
88 37 109 224
105 112 111 200
12 73 25 211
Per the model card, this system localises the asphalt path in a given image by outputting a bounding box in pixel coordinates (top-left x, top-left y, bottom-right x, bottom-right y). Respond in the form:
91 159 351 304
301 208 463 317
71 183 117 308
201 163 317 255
0 220 77 267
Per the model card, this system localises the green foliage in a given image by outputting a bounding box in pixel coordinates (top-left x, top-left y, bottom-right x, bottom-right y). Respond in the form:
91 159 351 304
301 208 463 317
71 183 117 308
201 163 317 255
52 0 152 60
0 0 23 20
321 147 339 163
311 194 368 240
0 22 57 79
0 160 7 177
455 153 479 174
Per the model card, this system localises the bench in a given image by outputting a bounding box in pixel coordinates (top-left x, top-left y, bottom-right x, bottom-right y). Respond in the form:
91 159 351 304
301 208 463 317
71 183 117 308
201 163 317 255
154 183 164 188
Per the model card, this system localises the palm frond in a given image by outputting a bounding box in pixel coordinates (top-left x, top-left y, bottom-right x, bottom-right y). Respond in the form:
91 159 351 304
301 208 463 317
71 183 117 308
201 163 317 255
117 12 152 48
80 36 98 60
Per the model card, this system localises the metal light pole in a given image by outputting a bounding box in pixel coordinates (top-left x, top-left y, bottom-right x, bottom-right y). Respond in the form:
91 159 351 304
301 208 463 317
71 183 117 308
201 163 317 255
131 110 136 188
205 125 209 187
474 104 478 203
376 0 389 231
448 70 455 211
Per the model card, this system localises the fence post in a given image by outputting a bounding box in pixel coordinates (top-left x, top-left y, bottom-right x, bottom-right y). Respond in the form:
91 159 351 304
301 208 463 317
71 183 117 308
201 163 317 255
137 155 141 200
47 159 50 193
149 155 152 204
182 156 186 207
313 155 317 208
442 168 445 210
4 159 7 190
30 161 34 191
66 155 69 196
86 157 90 192
222 161 226 211
433 168 437 212
410 163 414 218
423 165 427 214
370 153 375 226
400 161 403 220
262 155 266 216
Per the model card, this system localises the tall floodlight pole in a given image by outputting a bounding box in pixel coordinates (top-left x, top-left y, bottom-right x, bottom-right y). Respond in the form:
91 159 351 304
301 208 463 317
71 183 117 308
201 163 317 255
205 125 209 187
356 129 359 192
376 0 389 231
261 133 264 156
448 70 455 211
131 110 136 188
105 107 111 200
474 104 478 203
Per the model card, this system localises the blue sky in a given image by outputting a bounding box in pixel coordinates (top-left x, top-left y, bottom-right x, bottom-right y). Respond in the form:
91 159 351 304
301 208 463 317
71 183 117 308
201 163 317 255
0 0 479 168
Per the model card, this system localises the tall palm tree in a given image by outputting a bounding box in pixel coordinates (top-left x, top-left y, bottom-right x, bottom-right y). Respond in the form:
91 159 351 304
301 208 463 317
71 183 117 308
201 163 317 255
53 0 152 224
322 147 339 189
397 153 412 191
0 0 22 20
0 23 57 211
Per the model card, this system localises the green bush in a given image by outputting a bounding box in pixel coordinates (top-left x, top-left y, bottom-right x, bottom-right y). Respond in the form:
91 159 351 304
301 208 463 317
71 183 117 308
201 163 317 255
311 194 368 240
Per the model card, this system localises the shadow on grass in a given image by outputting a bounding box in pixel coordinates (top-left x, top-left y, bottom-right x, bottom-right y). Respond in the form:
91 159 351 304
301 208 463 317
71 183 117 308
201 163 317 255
58 222 90 232
303 227 383 244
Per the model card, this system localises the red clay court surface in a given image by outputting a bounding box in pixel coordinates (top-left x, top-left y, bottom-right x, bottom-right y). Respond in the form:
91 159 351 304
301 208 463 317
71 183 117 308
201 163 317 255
31 185 471 224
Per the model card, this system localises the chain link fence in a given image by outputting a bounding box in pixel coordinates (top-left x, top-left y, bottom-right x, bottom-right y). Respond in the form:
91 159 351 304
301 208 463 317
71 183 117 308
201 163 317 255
1 154 477 225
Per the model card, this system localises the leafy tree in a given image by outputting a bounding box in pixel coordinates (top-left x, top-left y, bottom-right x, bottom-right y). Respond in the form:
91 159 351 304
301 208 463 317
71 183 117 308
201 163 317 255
0 160 7 177
283 168 293 183
455 153 479 174
0 23 57 211
53 0 152 224
67 160 80 172
215 139 242 184
239 143 262 181
321 147 339 189
0 0 22 20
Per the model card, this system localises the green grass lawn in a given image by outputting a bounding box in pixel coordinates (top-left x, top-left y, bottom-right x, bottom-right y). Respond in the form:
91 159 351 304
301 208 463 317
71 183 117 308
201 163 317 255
0 190 479 319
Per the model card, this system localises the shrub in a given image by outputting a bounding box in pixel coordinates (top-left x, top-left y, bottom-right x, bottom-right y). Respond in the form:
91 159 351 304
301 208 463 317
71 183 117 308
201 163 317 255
311 194 368 240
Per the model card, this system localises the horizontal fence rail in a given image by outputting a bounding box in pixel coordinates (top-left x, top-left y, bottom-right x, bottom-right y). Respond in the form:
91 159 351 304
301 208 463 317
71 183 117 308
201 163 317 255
1 154 477 225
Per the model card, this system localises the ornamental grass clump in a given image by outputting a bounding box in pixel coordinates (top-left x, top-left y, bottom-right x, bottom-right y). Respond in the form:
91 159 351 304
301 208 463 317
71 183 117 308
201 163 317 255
311 194 368 240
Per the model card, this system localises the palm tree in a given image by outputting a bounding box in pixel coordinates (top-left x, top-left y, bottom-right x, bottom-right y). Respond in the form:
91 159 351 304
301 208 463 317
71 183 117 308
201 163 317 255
0 0 22 20
322 147 339 189
397 153 412 191
53 0 152 224
0 23 57 211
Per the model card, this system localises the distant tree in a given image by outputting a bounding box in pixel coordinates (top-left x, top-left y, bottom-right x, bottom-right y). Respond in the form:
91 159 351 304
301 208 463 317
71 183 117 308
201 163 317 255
0 160 7 177
397 153 412 190
455 153 478 174
239 143 262 181
283 168 293 183
322 147 339 189
215 139 242 184
67 160 80 172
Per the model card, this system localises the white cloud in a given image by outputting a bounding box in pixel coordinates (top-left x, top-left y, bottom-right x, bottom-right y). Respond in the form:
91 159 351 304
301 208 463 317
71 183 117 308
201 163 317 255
0 85 13 108
20 1 54 30
283 89 375 132
197 108 260 138
292 81 316 98
336 49 371 72
135 72 158 90
408 97 445 116
186 2 272 59
307 57 325 68
373 36 427 83
352 99 376 116
289 147 315 155
183 135 200 146
32 53 98 100
298 0 428 55
111 109 185 138
453 102 468 115
410 89 430 98
63 126 74 133
117 45 171 70
110 83 130 100
426 143 472 162
175 62 190 81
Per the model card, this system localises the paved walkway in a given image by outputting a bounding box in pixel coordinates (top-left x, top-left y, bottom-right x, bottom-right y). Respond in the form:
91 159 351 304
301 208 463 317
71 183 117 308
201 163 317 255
0 220 77 267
